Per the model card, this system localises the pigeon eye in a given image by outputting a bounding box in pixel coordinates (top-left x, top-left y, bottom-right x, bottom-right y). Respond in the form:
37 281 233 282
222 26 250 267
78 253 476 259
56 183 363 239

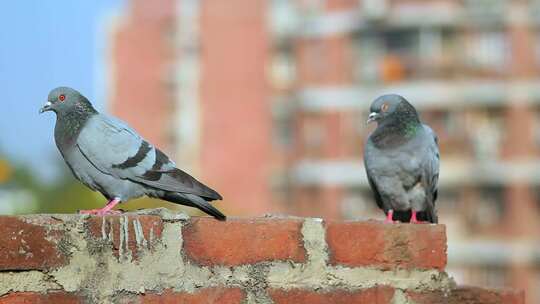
59 94 66 102
381 103 389 112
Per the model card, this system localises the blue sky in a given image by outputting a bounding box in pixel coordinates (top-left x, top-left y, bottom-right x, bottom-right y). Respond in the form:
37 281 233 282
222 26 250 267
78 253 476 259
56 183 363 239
0 1 124 180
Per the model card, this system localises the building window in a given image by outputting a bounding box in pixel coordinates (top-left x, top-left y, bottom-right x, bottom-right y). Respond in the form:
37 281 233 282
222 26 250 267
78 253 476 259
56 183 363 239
297 0 325 16
353 27 457 83
361 0 387 20
437 189 459 214
532 1 540 26
423 110 470 158
463 31 510 75
466 266 509 289
536 31 540 67
301 113 325 158
270 0 300 37
353 29 416 83
531 186 540 216
468 107 505 161
272 100 294 148
467 186 505 232
352 33 382 83
270 46 297 91
532 107 540 150
464 0 506 25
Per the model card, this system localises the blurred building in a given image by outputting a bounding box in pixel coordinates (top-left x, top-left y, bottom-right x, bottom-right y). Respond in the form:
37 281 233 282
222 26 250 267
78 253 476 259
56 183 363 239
110 0 274 216
109 0 540 302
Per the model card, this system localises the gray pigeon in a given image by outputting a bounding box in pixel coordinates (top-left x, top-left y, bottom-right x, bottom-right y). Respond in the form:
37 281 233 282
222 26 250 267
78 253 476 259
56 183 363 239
40 87 226 220
364 94 439 223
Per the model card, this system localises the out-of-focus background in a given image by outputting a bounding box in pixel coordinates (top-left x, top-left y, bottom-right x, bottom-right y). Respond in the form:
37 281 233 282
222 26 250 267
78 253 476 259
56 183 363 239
1 0 539 302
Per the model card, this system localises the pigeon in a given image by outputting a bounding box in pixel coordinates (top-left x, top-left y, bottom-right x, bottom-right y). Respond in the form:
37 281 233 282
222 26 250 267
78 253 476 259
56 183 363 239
364 94 439 224
40 87 226 220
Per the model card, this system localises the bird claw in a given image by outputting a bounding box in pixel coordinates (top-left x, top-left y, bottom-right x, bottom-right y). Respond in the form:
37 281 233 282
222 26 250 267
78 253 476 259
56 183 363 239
384 210 396 224
78 198 122 216
410 211 426 224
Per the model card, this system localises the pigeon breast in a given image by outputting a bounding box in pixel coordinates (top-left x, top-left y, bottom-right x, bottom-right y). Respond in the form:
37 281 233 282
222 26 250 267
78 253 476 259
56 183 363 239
364 124 439 215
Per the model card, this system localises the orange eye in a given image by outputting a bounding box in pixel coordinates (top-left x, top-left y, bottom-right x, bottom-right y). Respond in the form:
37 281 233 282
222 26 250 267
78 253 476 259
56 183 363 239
381 103 389 112
59 94 66 101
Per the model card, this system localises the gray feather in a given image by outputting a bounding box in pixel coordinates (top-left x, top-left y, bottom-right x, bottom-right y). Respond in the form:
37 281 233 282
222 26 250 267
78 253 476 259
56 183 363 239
364 94 439 223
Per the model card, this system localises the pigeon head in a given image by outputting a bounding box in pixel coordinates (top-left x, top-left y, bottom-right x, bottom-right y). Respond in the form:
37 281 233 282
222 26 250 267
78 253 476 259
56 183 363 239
367 94 418 125
40 87 96 116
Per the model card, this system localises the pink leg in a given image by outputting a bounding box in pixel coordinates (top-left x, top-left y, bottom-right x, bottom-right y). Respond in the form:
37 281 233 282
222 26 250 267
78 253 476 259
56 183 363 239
384 210 395 224
79 198 122 216
410 211 422 224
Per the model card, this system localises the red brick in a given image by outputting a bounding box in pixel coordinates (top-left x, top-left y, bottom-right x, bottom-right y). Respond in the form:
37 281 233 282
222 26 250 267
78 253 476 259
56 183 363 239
407 286 525 304
269 286 395 304
182 218 306 266
86 215 163 260
0 292 81 304
0 217 67 270
326 221 446 270
118 288 246 304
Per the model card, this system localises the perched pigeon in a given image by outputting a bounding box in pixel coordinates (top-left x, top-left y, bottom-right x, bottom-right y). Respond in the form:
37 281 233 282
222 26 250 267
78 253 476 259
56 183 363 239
364 94 439 223
40 87 226 220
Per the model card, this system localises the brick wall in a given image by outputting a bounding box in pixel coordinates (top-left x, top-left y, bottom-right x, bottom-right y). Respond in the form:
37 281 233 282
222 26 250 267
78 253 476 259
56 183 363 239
0 210 524 303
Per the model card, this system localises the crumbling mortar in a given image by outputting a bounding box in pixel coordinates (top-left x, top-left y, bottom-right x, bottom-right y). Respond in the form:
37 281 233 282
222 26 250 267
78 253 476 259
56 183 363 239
0 270 62 296
392 289 414 304
245 290 273 304
130 208 191 223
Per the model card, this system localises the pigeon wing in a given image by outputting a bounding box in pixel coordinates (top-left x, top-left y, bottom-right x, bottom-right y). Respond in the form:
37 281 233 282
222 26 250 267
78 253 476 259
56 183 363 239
419 125 440 222
367 172 385 211
76 115 221 200
364 141 389 212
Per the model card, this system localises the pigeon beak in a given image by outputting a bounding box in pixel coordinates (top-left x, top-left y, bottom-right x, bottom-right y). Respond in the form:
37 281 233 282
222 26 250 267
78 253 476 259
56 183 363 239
366 112 379 124
39 102 52 114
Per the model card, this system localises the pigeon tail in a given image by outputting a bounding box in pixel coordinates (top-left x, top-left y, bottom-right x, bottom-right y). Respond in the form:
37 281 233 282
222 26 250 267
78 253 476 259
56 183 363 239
423 200 438 224
161 192 226 221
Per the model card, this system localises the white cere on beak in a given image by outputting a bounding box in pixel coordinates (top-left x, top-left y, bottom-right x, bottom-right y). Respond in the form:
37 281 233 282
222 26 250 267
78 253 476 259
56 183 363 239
367 112 378 124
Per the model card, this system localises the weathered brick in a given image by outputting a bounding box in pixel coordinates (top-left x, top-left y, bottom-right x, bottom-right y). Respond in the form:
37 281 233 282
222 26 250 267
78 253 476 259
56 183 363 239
0 292 81 304
269 286 395 304
407 286 525 304
118 288 246 304
326 221 446 270
183 218 306 266
0 217 67 270
86 215 163 260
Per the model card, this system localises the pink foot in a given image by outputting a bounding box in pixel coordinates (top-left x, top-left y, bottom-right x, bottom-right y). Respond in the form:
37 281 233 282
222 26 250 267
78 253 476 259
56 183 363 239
79 198 122 216
384 210 396 224
410 211 424 224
